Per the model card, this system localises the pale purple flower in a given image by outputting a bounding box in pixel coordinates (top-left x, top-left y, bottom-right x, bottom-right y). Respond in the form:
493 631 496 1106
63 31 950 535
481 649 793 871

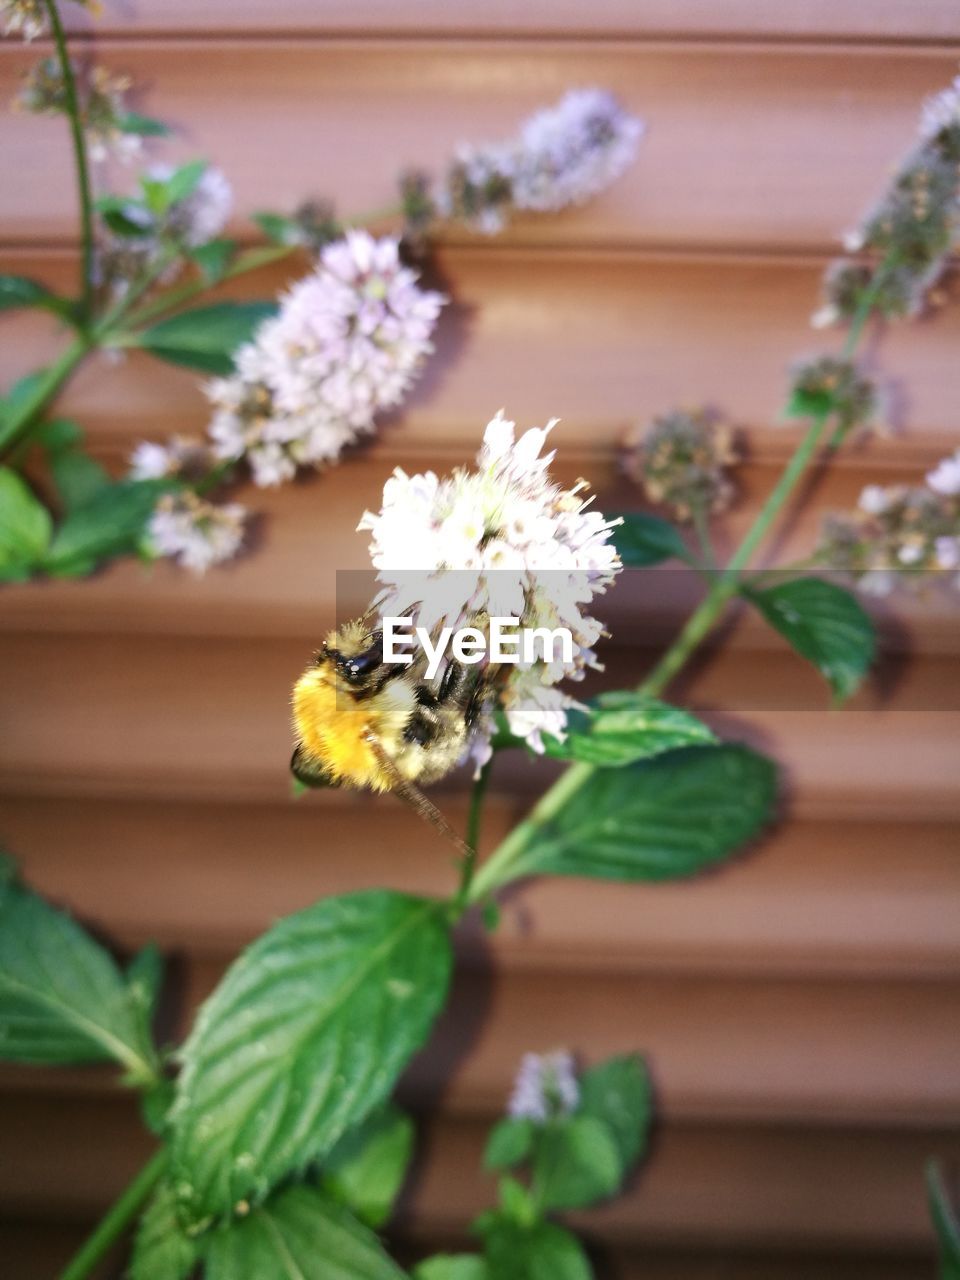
508 1051 580 1123
927 449 960 497
2 0 45 39
207 231 445 485
920 76 960 142
147 492 245 574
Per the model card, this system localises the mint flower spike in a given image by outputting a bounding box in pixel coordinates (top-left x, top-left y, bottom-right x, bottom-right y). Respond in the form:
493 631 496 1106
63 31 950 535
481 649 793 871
508 1051 580 1123
358 412 622 768
206 231 446 487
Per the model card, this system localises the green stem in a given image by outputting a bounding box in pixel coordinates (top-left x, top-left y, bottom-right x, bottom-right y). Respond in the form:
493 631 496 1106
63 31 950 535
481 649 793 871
0 332 92 461
57 1148 167 1280
124 244 297 330
690 500 716 570
43 0 95 323
454 760 492 911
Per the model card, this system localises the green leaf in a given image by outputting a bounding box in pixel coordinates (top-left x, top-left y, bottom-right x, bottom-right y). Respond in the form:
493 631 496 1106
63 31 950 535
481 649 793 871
611 511 691 566
43 479 164 575
32 417 83 454
0 872 156 1080
746 576 876 702
322 1103 415 1228
135 301 276 374
95 196 155 238
540 693 716 767
414 1258 489 1280
204 1184 407 1280
497 1176 537 1227
190 238 237 283
784 385 833 422
50 450 110 513
928 1161 960 1280
577 1054 651 1175
164 160 208 206
252 211 304 245
117 110 171 138
0 467 52 577
130 1182 200 1280
0 274 76 321
128 943 165 1022
0 371 47 451
170 890 452 1228
533 1115 621 1211
479 1219 592 1280
485 1117 534 1171
510 744 777 883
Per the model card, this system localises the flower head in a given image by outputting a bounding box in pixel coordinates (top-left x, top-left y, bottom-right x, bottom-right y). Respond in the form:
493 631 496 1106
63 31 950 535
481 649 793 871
437 89 643 234
2 0 46 39
146 491 246 574
358 412 622 760
207 231 445 486
129 436 212 482
146 163 233 248
815 460 960 595
508 1051 580 1122
623 409 738 521
815 77 960 325
788 356 882 438
17 58 141 163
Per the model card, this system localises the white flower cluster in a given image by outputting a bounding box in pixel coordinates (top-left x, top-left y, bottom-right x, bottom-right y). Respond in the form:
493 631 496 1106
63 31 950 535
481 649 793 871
508 1051 580 1122
816 452 960 596
439 89 644 234
129 435 211 482
1 0 45 40
358 412 622 760
920 76 960 142
207 231 446 488
147 163 234 247
146 492 246 575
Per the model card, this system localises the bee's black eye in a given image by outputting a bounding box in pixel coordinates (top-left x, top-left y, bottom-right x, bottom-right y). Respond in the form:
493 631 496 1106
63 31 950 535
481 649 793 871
335 634 383 685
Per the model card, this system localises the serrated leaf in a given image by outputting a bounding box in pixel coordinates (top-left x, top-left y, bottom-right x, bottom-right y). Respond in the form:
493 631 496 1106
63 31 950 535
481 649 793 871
322 1103 415 1228
532 1115 621 1211
135 301 276 374
43 478 164 573
0 274 75 321
414 1258 489 1280
118 111 171 138
510 745 777 883
128 943 164 1020
0 873 157 1080
611 511 691 567
170 890 452 1227
130 1182 200 1280
479 1219 592 1280
540 693 716 767
203 1184 407 1280
50 449 110 513
190 238 237 284
484 1117 534 1171
0 467 51 576
746 576 875 702
928 1162 960 1280
577 1054 651 1175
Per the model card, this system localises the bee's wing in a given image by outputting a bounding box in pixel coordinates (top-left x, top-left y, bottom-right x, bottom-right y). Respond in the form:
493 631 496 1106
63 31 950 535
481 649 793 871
290 746 341 789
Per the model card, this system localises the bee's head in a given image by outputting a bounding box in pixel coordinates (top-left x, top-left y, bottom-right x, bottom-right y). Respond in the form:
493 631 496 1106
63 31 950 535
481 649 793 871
318 623 384 689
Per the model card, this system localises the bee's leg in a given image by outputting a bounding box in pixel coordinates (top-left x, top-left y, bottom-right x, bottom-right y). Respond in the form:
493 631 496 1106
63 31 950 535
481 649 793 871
365 734 473 859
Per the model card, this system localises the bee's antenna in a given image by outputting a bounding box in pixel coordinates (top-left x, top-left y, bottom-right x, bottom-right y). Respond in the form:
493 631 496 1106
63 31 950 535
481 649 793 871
365 735 474 860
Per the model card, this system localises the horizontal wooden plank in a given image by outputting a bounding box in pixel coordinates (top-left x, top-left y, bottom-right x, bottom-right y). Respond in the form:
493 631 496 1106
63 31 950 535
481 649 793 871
2 247 959 465
0 1093 952 1251
0 630 958 815
55 0 960 42
9 796 960 979
2 451 958 653
3 793 959 981
1 43 957 251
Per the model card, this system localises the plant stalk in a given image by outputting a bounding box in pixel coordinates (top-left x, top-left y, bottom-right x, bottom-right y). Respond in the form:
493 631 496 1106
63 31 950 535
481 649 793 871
42 0 95 323
57 1148 167 1280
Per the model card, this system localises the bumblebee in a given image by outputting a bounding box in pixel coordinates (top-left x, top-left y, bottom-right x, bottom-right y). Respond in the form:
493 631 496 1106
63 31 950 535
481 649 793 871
291 619 489 849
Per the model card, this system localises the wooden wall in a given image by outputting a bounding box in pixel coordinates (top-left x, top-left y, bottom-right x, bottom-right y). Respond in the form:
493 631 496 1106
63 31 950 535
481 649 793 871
2 3 960 1276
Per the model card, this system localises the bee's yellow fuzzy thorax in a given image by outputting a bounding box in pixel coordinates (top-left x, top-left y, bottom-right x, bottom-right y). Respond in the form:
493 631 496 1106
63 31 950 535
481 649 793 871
292 664 416 791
